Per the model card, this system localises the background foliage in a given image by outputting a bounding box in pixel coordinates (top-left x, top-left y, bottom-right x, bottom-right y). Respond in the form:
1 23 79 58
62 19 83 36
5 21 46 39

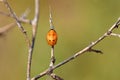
0 0 120 80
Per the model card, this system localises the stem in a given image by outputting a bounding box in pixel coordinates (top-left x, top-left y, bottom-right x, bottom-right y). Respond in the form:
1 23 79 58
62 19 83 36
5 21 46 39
27 0 40 80
49 46 55 68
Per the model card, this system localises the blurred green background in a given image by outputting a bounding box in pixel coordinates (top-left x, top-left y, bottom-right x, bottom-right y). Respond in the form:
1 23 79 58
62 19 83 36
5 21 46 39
0 0 120 80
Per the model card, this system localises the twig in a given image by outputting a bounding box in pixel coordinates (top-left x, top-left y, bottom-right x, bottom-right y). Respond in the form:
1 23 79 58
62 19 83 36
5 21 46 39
0 22 16 36
49 5 54 30
0 11 12 17
19 8 31 24
49 5 56 68
31 18 120 80
88 48 103 54
50 73 64 80
27 0 40 80
49 46 55 68
110 33 120 38
31 69 49 80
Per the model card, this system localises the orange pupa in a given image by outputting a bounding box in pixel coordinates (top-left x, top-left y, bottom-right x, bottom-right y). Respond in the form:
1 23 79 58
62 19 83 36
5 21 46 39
46 29 58 46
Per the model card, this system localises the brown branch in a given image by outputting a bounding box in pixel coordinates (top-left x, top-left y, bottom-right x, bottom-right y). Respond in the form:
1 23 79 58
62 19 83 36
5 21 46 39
27 0 40 80
31 18 120 80
49 46 55 68
0 11 12 17
110 33 120 38
31 69 49 80
49 5 56 69
0 22 16 36
19 8 31 24
50 73 64 80
88 48 103 54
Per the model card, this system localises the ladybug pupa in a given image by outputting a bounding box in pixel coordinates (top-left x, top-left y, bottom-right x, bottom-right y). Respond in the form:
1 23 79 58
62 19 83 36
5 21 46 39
46 29 58 46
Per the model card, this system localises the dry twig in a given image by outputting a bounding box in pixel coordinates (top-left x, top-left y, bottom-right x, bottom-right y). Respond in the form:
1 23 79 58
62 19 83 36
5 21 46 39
110 33 120 38
0 22 16 36
0 11 12 17
49 6 56 68
27 0 40 80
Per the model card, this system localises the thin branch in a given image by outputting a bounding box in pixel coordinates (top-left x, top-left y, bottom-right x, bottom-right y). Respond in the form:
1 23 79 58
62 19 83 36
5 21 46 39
49 46 55 68
49 6 54 29
31 69 49 80
88 48 103 54
50 73 64 80
31 18 120 80
47 46 57 80
110 33 120 38
0 11 12 17
19 8 31 24
49 5 56 69
27 0 40 80
0 22 16 36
